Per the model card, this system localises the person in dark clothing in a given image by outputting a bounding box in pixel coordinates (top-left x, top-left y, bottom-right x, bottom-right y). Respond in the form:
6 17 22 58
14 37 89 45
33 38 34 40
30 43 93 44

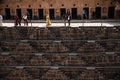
14 15 21 26
83 9 87 19
62 14 67 26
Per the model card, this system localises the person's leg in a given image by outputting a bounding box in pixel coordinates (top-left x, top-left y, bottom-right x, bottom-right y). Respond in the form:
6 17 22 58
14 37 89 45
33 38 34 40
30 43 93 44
0 21 2 26
19 21 21 26
19 20 21 26
68 20 70 26
85 14 87 19
65 20 66 26
64 20 66 26
48 19 51 25
69 21 70 26
25 19 28 26
15 20 18 26
23 19 25 26
46 19 49 26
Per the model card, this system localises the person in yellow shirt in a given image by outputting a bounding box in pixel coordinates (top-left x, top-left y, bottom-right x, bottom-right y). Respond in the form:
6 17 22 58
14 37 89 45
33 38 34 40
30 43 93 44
46 14 51 26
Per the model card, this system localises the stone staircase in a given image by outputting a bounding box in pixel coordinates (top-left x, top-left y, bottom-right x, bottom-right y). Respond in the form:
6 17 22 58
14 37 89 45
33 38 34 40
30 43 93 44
0 26 120 80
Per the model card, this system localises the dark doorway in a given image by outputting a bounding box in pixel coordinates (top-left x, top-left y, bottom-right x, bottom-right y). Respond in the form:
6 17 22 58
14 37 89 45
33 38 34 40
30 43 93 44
108 7 115 19
83 7 89 19
72 8 77 19
95 7 101 19
38 9 44 19
16 9 22 19
49 9 55 19
60 8 66 19
27 9 32 19
5 8 11 19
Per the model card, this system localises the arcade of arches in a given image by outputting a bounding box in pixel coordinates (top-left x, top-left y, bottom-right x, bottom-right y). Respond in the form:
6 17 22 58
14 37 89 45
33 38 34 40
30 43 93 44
0 0 120 20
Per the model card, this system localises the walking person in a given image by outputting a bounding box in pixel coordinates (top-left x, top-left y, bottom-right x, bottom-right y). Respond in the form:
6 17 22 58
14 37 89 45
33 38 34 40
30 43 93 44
62 14 67 27
23 14 28 26
46 14 51 26
83 9 87 19
67 14 71 26
14 15 21 26
66 9 71 26
26 11 32 26
0 14 3 26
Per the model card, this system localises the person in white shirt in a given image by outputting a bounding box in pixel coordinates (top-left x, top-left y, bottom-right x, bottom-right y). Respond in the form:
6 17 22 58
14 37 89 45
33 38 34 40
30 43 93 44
83 9 87 19
0 15 3 26
67 14 71 26
23 14 28 26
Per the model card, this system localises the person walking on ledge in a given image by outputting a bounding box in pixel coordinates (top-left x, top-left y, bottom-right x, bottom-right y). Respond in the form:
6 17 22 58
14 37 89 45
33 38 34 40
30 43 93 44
23 14 28 26
46 14 51 27
67 14 71 26
62 14 67 27
66 9 71 27
0 14 3 26
14 15 21 26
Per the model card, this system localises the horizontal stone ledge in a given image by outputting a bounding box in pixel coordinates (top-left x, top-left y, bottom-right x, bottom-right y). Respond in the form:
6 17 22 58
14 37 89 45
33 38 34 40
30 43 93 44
35 53 43 55
69 53 77 56
1 66 120 69
16 66 24 69
86 67 95 70
87 40 95 43
21 40 28 42
50 66 59 69
105 52 115 54
53 40 61 43
0 52 10 55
